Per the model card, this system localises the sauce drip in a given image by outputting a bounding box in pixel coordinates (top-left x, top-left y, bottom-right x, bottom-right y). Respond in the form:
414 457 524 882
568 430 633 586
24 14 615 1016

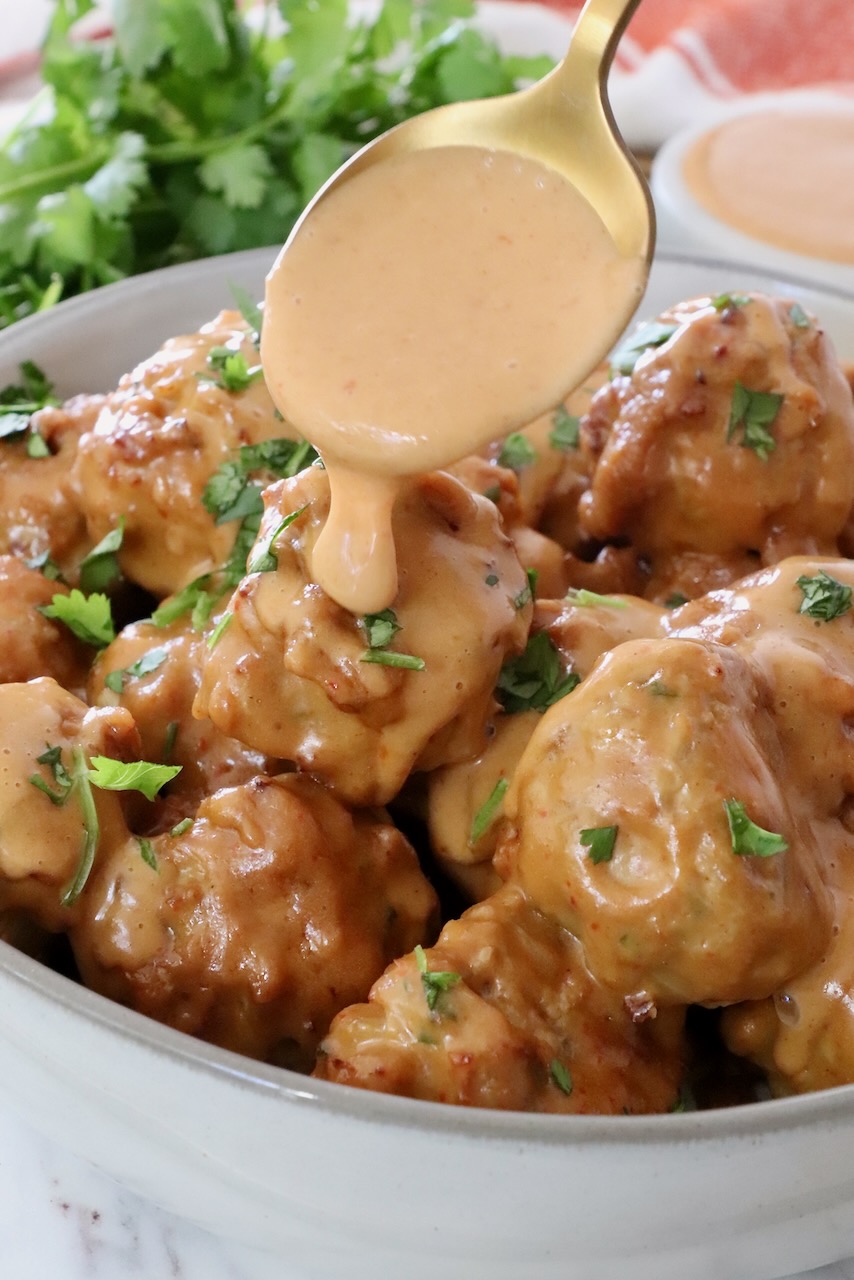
682 111 854 265
262 144 644 613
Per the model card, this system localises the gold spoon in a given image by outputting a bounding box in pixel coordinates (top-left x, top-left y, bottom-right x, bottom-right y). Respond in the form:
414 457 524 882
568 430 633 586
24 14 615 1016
286 0 653 347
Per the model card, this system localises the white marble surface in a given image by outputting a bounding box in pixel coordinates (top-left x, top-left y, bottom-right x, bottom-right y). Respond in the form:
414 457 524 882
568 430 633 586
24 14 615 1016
0 1090 850 1280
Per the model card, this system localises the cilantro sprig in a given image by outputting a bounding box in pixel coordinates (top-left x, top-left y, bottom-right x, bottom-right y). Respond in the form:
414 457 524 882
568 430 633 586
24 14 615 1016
29 744 181 905
40 589 115 648
469 777 509 846
610 320 678 375
0 0 553 330
0 360 59 453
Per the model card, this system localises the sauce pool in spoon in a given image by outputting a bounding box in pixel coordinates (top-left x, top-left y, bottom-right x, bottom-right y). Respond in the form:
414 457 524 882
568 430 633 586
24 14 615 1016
262 144 645 613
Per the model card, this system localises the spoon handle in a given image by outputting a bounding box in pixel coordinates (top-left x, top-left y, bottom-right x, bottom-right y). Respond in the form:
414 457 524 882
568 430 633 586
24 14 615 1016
553 0 644 94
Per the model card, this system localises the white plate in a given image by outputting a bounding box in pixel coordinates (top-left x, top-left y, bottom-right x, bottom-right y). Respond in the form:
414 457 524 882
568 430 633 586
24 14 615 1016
1 249 854 1280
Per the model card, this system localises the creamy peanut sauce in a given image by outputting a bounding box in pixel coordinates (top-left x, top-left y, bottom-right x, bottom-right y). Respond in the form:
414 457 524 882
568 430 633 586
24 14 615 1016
682 111 854 264
262 144 644 613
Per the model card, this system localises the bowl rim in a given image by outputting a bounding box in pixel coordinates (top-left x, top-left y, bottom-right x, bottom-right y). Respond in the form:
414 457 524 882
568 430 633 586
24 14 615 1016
2 245 854 1149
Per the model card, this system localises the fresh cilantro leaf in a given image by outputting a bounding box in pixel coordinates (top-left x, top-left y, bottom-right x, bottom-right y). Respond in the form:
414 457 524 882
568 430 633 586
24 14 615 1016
727 383 783 461
513 567 538 611
163 721 179 764
29 743 74 805
414 944 461 1013
87 756 181 801
549 405 580 451
498 432 537 472
83 131 148 219
549 1059 573 1096
362 608 402 649
496 632 579 714
26 550 64 582
566 588 628 610
151 575 214 628
610 321 678 375
724 799 788 858
41 589 115 648
79 517 125 593
170 817 193 836
200 144 274 211
469 777 509 846
580 825 618 864
796 571 852 623
61 746 100 907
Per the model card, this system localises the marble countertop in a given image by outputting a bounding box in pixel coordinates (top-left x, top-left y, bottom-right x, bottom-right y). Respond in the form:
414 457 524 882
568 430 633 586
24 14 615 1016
0 1092 852 1280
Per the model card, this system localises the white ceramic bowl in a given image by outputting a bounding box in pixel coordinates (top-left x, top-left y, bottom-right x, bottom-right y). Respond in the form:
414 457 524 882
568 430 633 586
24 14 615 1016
2 249 854 1280
651 92 854 293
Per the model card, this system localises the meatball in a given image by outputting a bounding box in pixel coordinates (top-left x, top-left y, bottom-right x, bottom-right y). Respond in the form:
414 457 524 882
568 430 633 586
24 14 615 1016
72 774 438 1069
196 465 531 806
0 679 138 932
316 883 685 1114
71 311 294 597
0 556 89 692
0 393 100 578
89 610 277 825
578 294 854 601
427 592 665 899
669 556 854 818
499 637 832 1007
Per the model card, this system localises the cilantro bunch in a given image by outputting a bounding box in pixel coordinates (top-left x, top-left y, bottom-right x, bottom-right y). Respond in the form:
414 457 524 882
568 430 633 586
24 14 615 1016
0 0 552 328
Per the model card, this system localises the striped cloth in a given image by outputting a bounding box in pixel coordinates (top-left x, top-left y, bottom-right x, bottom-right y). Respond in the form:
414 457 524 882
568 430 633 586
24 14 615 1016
521 0 854 148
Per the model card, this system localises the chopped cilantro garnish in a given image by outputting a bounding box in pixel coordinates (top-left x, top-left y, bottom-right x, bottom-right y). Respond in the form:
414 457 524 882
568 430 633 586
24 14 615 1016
566 587 628 610
497 632 579 714
414 944 461 1013
151 575 215 630
26 432 50 458
79 517 125 594
789 302 811 329
724 799 788 858
247 505 308 574
137 837 158 871
796 571 852 623
26 551 64 582
711 293 750 312
40 588 115 648
207 611 233 650
360 650 426 671
163 721 179 764
664 592 689 609
497 432 537 472
359 607 424 670
549 1059 573 1096
726 383 783 461
362 608 402 649
469 777 509 846
549 405 580 451
230 284 263 347
104 645 167 695
170 817 193 837
580 825 618 864
513 569 537 610
199 345 264 393
610 320 678 375
483 485 502 504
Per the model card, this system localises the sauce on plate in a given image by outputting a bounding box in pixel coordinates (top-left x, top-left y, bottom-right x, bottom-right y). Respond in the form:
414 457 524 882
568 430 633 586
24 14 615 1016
682 110 854 266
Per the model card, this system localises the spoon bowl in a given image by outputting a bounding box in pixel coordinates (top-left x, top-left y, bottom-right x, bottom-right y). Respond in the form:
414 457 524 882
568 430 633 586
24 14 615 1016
287 0 653 338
